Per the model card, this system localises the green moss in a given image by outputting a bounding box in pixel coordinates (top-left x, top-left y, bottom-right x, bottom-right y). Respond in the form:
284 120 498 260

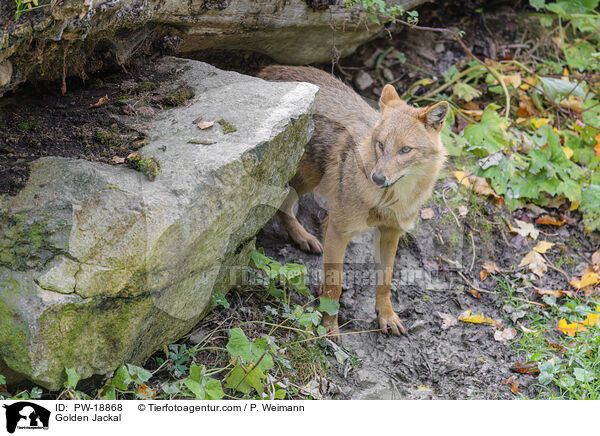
0 214 66 270
115 94 133 105
218 119 237 134
95 128 123 147
133 81 156 94
17 120 36 131
127 155 160 181
163 85 194 107
0 280 32 375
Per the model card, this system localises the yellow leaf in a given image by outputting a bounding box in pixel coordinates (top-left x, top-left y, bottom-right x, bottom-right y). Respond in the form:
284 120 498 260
458 310 500 327
420 208 434 219
570 271 600 290
520 76 536 91
582 311 599 327
570 201 580 211
510 219 539 240
531 118 550 129
561 146 574 160
594 133 600 157
533 241 554 254
502 73 522 88
519 250 547 278
451 170 471 188
558 319 588 337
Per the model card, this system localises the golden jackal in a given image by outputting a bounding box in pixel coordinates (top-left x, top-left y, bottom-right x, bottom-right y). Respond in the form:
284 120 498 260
259 66 448 337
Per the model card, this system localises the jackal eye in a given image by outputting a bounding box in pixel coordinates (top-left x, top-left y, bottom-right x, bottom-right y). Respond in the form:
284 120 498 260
376 141 384 153
399 146 413 154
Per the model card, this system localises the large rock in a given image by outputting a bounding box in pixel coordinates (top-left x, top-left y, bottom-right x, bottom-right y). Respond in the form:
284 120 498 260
0 0 425 96
0 57 318 390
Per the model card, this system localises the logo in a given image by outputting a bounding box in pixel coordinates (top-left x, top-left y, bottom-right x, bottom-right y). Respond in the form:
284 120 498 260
2 402 50 434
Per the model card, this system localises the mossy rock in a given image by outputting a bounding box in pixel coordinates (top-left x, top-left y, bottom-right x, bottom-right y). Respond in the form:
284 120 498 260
0 58 318 390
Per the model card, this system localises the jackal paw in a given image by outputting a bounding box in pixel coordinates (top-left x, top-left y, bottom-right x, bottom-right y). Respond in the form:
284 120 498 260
377 309 406 337
291 231 323 254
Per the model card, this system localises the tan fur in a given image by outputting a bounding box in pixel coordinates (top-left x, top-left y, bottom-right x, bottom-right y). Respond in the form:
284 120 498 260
258 65 448 337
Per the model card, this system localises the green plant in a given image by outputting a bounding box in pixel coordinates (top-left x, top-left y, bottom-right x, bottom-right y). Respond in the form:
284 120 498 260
345 0 418 25
14 0 47 20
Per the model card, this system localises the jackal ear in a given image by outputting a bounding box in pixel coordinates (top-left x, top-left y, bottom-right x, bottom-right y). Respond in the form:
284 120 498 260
379 84 401 109
420 101 449 130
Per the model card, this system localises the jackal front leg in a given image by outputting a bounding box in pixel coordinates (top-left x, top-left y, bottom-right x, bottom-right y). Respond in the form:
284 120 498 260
375 226 406 336
321 225 350 341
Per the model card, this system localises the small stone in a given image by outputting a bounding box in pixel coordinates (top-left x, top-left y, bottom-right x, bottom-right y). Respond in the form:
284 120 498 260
354 71 374 91
382 67 394 82
363 48 384 68
435 43 445 53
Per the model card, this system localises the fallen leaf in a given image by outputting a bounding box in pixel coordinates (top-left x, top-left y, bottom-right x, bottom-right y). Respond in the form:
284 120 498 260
90 94 109 108
451 170 471 188
570 271 600 290
500 375 521 394
510 361 540 375
468 174 502 203
558 318 588 336
458 310 501 327
516 94 538 118
137 383 156 400
421 208 434 219
533 241 554 254
519 76 536 91
467 288 481 299
559 95 583 112
535 215 565 226
457 205 468 216
111 156 126 164
594 133 600 157
519 250 547 278
518 322 538 334
502 73 522 88
197 121 215 130
437 312 457 330
531 117 551 129
480 261 500 281
127 152 139 159
535 288 573 298
581 308 600 327
494 327 517 341
510 219 539 240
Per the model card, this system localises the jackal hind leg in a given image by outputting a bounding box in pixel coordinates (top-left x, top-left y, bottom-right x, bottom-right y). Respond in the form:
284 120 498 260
277 171 323 254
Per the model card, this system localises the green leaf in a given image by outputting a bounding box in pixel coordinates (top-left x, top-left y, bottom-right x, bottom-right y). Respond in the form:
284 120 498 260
227 328 253 361
538 371 554 385
189 364 204 382
557 375 576 389
0 374 6 385
211 293 230 308
573 367 596 382
126 364 152 385
529 0 545 9
100 385 116 400
462 107 510 156
225 363 266 395
64 367 81 389
563 41 596 71
539 77 585 101
204 378 225 400
111 365 132 390
319 297 340 315
453 82 481 102
161 382 180 395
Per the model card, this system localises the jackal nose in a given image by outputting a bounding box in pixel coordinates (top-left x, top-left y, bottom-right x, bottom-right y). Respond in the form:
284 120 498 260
371 172 386 187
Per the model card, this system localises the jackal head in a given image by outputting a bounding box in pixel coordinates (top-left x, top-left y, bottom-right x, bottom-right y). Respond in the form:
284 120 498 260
369 85 448 189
